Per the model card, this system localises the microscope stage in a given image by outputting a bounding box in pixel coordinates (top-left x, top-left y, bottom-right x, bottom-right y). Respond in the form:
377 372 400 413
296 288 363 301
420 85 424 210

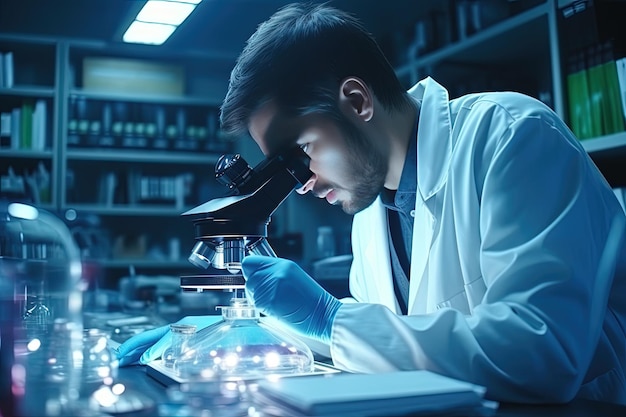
180 274 245 290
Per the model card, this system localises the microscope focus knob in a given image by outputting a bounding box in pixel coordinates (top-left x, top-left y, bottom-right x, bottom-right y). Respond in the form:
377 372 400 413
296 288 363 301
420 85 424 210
215 154 253 190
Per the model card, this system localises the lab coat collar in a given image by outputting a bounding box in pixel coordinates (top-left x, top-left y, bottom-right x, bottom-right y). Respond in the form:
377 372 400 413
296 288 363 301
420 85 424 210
405 77 452 314
407 77 452 202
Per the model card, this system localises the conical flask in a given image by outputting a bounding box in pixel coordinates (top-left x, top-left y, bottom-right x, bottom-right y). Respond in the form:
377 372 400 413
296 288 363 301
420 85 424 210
173 296 314 380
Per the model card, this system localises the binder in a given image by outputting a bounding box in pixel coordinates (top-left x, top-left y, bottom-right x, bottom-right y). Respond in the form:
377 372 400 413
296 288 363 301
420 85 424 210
20 100 34 150
566 51 592 139
10 108 21 150
3 51 13 88
586 45 605 138
615 57 626 126
31 100 47 151
598 42 625 135
0 53 4 88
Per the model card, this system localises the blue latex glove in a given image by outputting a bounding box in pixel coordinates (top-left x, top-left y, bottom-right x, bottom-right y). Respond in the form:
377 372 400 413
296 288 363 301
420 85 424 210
115 315 223 366
242 255 342 344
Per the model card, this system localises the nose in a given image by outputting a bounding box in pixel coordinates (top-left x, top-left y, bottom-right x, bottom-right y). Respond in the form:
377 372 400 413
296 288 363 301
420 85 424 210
296 175 316 195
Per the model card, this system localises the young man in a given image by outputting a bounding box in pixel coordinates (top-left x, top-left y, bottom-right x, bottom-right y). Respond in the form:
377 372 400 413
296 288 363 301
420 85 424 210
117 3 626 404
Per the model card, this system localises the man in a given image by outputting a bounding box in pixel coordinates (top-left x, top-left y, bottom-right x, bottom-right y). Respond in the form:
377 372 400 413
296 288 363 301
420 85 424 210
117 3 626 404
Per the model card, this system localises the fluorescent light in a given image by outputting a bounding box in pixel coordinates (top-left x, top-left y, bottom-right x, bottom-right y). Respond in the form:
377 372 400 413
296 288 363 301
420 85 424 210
122 0 202 45
123 21 177 45
137 1 196 26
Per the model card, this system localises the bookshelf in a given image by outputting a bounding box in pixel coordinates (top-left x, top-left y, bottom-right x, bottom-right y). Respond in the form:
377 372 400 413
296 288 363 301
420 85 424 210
394 0 626 188
0 36 58 209
0 34 236 286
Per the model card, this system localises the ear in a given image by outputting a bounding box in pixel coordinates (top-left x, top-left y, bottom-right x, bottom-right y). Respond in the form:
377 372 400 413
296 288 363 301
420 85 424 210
338 77 374 122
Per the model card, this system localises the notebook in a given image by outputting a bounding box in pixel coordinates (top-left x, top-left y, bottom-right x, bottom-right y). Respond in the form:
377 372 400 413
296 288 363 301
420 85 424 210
252 370 495 417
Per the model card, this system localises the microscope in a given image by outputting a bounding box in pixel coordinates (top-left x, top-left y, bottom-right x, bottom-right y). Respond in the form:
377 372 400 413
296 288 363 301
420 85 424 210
180 145 312 292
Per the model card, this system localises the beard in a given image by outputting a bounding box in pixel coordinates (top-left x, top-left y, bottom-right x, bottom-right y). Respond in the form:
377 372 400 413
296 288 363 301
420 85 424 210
335 114 388 215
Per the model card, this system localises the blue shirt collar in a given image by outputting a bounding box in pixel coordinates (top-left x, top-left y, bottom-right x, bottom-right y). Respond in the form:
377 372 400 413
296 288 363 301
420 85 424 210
380 122 418 214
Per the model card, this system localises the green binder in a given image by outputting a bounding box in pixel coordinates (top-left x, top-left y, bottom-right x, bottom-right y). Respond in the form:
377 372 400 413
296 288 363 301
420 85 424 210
20 100 34 150
586 45 605 138
567 51 592 140
599 42 626 135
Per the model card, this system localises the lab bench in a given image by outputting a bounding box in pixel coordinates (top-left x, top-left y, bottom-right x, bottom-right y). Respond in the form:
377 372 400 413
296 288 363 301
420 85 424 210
112 364 626 417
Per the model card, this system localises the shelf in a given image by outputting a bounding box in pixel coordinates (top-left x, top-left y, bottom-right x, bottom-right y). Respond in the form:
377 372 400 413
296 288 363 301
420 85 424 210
0 149 54 158
69 90 220 106
581 132 626 156
396 2 550 77
63 204 192 216
0 86 55 97
66 149 220 164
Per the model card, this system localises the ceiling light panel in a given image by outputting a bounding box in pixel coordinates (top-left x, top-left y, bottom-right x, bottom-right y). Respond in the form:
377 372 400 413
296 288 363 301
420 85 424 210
122 21 177 45
137 0 197 26
122 0 203 45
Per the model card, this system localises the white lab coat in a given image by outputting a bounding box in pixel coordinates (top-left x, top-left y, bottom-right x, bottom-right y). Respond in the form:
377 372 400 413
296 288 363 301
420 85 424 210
331 77 626 404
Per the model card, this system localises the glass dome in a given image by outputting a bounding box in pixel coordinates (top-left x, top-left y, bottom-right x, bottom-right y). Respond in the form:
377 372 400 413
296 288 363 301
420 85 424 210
173 296 314 381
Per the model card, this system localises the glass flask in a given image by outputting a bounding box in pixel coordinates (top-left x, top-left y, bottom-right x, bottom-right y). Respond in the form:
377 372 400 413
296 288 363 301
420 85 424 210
162 323 197 368
173 296 314 381
0 202 85 416
80 327 157 417
80 328 118 392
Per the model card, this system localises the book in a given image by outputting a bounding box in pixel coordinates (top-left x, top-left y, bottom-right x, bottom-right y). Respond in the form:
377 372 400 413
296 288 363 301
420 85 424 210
616 57 626 126
586 45 605 138
20 100 34 150
0 112 11 148
566 51 592 139
253 370 495 417
3 51 14 88
31 99 47 151
0 53 4 88
598 42 625 135
10 107 21 150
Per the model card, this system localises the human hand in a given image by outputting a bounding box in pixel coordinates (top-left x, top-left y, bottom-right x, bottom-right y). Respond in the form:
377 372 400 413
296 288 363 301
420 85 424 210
242 255 342 344
115 315 223 366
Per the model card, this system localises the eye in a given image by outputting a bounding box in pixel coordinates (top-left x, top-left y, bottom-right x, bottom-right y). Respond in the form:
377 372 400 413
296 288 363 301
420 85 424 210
299 143 309 153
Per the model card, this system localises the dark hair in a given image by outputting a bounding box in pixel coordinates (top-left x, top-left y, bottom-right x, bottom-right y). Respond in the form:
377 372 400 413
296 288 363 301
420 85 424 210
220 2 411 136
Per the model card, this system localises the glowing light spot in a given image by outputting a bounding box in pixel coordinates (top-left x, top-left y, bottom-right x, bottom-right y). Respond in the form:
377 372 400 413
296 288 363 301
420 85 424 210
224 353 239 369
8 203 38 220
264 352 280 368
111 383 125 395
97 366 111 378
26 338 41 352
92 386 117 407
200 369 216 379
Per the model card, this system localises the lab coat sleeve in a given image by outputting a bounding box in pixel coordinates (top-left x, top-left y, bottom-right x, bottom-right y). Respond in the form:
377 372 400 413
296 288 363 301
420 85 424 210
330 115 624 403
